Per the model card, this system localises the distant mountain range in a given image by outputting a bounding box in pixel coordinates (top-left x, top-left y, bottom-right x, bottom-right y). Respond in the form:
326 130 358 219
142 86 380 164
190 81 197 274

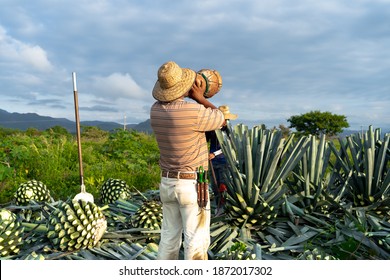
0 109 153 134
1 109 388 137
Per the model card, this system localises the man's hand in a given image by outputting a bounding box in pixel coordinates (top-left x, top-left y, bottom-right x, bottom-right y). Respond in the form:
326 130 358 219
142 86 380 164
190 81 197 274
188 74 207 103
188 74 220 109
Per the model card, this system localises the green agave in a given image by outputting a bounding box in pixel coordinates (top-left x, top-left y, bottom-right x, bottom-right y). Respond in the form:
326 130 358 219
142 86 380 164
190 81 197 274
14 180 51 205
132 200 163 232
216 124 310 229
100 178 131 204
0 208 24 257
46 199 107 251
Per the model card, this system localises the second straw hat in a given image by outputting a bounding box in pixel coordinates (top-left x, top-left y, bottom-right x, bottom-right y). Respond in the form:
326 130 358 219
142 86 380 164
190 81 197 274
218 105 238 120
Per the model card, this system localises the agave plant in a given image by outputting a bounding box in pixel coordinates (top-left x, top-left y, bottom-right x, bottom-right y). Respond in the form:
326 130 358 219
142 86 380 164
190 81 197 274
328 126 390 216
216 124 310 229
285 134 342 216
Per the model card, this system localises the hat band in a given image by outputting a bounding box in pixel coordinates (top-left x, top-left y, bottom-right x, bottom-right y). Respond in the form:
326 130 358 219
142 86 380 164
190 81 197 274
200 73 210 96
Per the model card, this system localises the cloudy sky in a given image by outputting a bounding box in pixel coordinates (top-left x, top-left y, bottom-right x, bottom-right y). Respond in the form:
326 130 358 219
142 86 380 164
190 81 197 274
0 0 389 130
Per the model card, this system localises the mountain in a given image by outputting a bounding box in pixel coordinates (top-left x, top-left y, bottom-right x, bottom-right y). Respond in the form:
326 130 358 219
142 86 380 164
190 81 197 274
1 109 387 137
0 109 153 134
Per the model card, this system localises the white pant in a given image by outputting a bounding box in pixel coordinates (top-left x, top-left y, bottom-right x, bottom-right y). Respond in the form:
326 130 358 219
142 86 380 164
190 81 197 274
157 177 210 260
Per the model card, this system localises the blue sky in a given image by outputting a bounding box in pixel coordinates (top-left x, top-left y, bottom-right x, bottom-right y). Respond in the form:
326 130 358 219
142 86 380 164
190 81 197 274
0 0 389 130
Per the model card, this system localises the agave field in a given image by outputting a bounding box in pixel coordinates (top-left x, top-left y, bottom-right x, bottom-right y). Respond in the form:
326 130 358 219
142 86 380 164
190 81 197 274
0 124 389 260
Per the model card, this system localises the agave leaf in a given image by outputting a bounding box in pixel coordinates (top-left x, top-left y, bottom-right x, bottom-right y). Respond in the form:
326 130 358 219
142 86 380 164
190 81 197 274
268 245 304 252
265 226 290 240
270 136 310 190
281 231 318 247
128 243 157 260
99 243 127 259
210 223 230 237
215 228 239 253
254 243 263 260
286 221 303 236
243 136 253 201
77 249 100 260
262 140 285 192
236 193 248 210
373 134 390 197
127 244 148 260
210 227 232 251
89 246 118 259
366 214 384 231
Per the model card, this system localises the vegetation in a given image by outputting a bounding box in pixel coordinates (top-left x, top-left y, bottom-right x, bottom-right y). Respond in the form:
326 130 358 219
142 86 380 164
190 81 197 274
0 126 160 204
215 123 389 260
288 110 349 137
0 124 389 260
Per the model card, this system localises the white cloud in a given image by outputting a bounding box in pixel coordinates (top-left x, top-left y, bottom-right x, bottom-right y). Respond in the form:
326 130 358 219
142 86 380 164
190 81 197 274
91 73 148 100
19 45 52 71
0 25 52 72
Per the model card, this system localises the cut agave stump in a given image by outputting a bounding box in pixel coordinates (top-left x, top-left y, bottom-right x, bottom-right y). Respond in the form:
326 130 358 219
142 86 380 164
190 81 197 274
100 178 131 204
0 209 24 257
132 200 163 232
14 180 51 205
47 200 107 251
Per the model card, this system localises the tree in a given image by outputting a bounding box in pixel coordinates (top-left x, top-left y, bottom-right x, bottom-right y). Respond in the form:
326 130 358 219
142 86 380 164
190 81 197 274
45 125 71 137
287 110 349 137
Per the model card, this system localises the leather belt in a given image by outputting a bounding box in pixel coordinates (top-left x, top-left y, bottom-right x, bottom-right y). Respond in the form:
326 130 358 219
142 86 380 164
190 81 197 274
161 170 197 180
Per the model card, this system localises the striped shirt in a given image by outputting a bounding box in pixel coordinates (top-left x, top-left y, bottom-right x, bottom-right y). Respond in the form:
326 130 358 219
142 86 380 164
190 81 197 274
150 99 225 172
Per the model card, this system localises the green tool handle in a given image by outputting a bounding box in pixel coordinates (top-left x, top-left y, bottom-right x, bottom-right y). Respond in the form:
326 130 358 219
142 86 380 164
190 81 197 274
198 166 204 183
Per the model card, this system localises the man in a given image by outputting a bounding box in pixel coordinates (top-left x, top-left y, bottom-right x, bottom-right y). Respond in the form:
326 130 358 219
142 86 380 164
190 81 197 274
150 61 225 260
206 105 238 215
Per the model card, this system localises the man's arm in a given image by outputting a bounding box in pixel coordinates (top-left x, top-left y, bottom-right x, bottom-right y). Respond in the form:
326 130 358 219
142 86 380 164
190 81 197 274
187 77 218 109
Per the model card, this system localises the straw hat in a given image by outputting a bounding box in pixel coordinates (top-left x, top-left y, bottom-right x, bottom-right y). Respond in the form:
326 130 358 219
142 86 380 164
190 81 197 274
218 105 238 120
152 61 196 102
197 69 223 99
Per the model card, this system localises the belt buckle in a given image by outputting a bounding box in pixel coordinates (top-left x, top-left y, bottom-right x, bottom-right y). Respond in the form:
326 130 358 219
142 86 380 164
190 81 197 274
162 170 196 180
180 172 190 179
177 171 186 179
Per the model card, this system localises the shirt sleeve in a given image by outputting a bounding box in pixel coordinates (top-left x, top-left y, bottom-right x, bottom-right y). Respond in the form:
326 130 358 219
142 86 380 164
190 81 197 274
197 106 225 132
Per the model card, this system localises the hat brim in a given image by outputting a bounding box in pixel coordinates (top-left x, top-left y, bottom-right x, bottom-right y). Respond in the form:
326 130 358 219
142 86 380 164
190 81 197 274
224 113 238 120
152 68 196 102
